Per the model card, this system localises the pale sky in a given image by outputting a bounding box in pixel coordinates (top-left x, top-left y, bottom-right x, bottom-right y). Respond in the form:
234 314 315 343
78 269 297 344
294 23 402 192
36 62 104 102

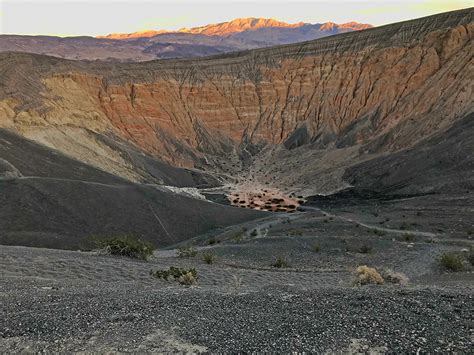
0 0 472 37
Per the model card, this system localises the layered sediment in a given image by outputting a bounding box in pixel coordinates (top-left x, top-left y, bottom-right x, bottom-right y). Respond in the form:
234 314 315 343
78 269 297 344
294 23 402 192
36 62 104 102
0 9 472 183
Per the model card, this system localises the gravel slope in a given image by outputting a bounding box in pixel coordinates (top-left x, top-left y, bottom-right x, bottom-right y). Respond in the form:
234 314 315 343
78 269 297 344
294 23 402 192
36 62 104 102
1 241 472 353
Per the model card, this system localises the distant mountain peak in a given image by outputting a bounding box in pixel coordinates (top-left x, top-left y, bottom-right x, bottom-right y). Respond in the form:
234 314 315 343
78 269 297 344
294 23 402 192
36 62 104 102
97 29 168 40
97 17 372 40
319 21 373 31
178 18 308 36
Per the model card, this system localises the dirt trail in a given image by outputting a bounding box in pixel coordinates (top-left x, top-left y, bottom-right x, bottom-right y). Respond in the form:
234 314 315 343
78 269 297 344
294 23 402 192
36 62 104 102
8 176 129 188
302 206 437 237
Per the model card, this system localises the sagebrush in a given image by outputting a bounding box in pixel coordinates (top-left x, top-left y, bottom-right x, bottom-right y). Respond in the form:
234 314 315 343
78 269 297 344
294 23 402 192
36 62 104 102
151 266 198 285
94 235 155 260
271 256 289 268
439 252 464 272
354 265 384 285
202 252 215 264
177 245 198 258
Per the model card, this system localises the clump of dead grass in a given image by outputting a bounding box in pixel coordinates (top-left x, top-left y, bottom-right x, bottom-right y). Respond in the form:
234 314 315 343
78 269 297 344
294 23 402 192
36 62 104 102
353 265 409 286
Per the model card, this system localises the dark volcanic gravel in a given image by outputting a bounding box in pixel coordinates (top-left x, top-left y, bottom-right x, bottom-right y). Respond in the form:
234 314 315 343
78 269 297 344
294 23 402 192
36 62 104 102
1 276 473 352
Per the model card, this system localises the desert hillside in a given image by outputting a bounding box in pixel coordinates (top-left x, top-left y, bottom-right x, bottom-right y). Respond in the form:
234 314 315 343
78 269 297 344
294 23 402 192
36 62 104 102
1 8 472 188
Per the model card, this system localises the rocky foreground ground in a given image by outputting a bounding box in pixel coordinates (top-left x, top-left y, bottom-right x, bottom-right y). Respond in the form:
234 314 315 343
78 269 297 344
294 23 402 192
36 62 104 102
1 203 473 353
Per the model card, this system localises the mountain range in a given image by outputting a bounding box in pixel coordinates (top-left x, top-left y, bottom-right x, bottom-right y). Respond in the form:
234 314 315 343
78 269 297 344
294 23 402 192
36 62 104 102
0 17 372 61
98 17 371 38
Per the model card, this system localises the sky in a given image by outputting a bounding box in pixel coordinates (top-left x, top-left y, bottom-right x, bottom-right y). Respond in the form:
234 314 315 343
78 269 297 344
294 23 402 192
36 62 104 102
0 0 472 37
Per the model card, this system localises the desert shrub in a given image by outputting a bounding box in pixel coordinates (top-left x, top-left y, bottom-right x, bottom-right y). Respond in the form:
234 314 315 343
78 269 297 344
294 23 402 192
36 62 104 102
466 248 474 266
354 266 408 286
178 272 197 286
94 235 155 260
250 229 258 237
151 266 198 286
466 253 474 266
402 234 415 242
354 265 384 285
287 229 304 236
207 237 219 245
271 256 289 268
439 252 464 272
177 245 198 258
232 228 247 241
312 244 321 252
380 269 409 285
202 252 215 264
358 244 373 254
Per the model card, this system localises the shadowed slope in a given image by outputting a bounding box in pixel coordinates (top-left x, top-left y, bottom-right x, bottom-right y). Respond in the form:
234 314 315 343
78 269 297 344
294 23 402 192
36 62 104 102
0 130 265 249
344 113 474 196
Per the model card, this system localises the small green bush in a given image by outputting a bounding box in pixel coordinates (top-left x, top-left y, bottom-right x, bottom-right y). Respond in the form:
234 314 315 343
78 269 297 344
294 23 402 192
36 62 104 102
232 227 248 241
312 244 321 252
151 266 198 285
95 235 155 260
177 245 198 258
271 257 289 268
250 229 258 237
439 252 464 272
202 252 215 264
402 234 415 242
